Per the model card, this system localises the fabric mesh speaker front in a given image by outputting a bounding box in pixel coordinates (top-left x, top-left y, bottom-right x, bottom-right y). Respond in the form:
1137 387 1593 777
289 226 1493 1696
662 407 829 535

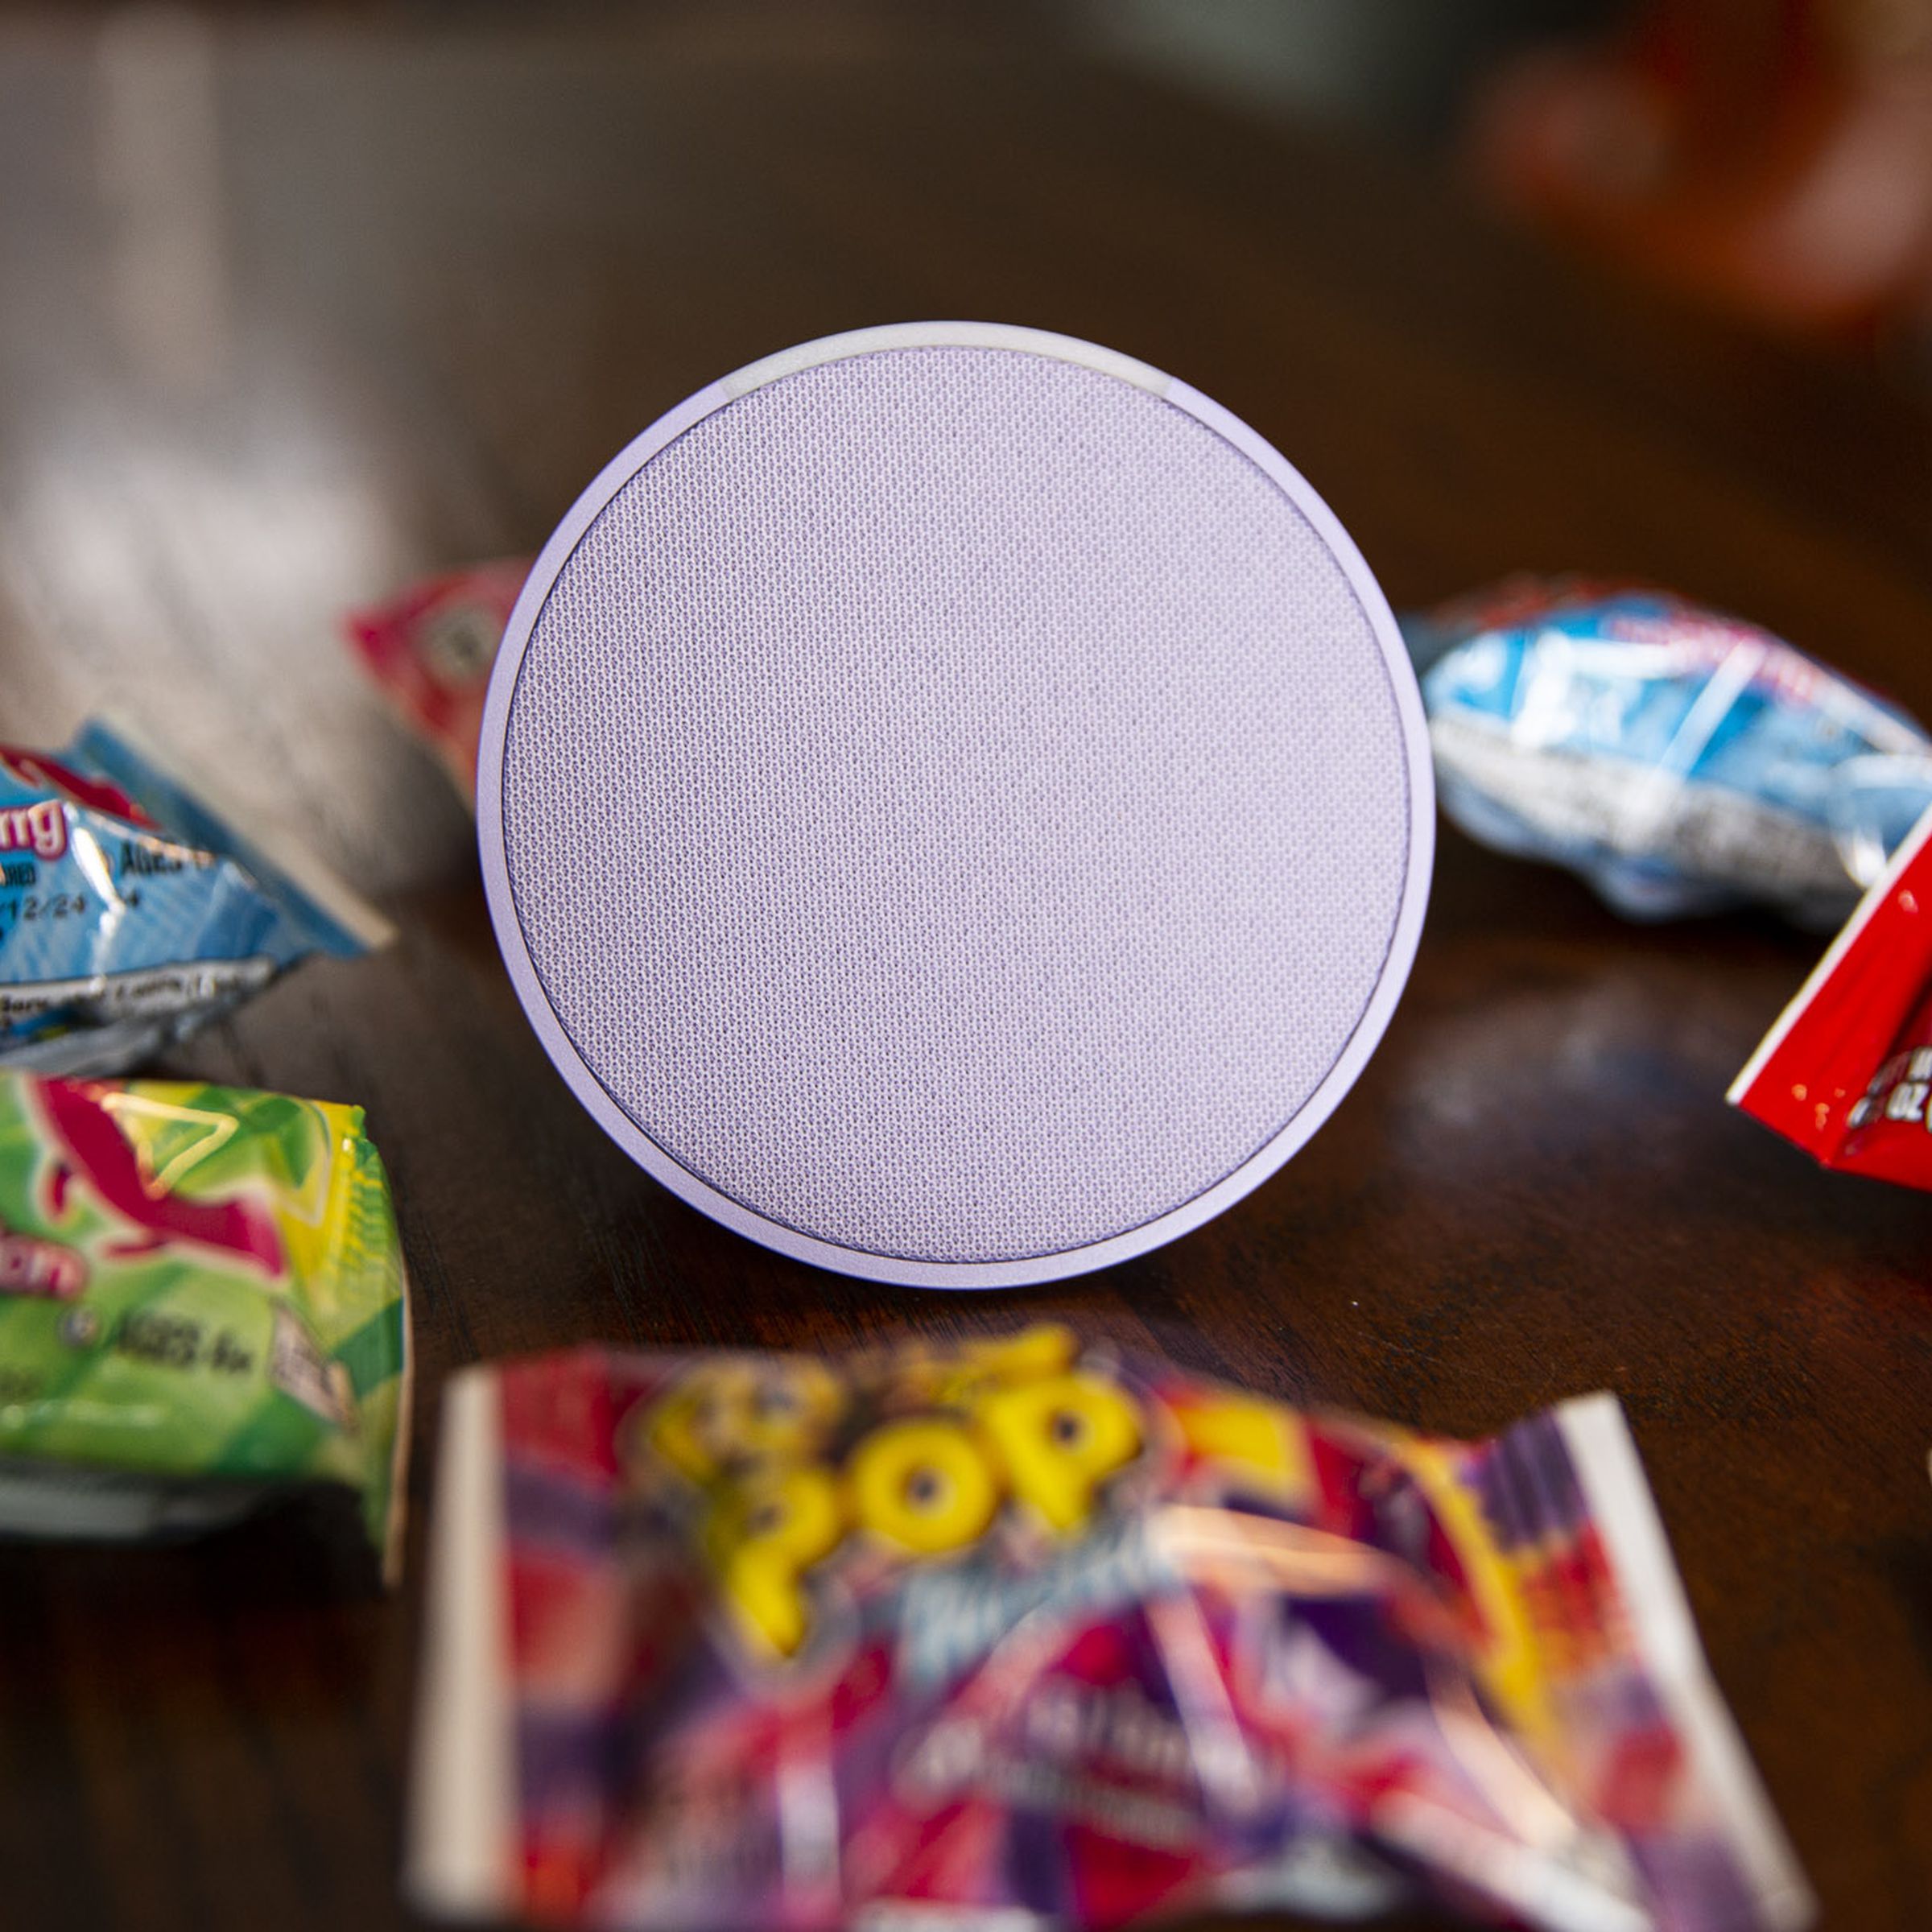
501 345 1410 1265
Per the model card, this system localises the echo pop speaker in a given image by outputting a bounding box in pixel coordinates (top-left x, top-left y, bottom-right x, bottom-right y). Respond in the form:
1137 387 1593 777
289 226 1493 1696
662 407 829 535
477 323 1432 1289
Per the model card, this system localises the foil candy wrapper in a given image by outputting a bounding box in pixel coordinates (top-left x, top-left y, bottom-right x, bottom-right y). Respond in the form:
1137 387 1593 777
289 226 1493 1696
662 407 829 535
1732 800 1932 1190
0 1068 411 1577
1405 578 1932 924
346 560 530 804
408 1326 1810 1932
0 717 390 1076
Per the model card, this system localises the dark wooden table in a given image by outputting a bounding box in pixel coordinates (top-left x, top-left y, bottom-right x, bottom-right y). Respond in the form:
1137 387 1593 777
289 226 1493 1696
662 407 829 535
1 9 1929 1930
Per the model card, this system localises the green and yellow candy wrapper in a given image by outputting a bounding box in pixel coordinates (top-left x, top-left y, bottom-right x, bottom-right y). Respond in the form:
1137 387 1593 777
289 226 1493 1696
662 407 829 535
0 1070 411 1580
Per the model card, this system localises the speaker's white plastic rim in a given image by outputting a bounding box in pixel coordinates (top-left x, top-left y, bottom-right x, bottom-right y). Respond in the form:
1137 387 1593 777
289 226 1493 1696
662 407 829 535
477 321 1435 1289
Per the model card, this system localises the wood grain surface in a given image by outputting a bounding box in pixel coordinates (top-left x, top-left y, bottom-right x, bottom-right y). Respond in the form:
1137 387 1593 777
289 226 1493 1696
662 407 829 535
0 9 1928 1930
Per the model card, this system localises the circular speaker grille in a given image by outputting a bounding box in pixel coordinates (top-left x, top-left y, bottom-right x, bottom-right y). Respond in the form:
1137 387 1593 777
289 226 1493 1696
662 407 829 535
480 324 1431 1287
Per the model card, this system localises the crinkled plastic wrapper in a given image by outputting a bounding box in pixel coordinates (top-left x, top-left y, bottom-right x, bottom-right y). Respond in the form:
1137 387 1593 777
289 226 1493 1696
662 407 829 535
1405 577 1932 924
346 561 530 803
0 1070 411 1579
408 1326 1810 1932
1731 801 1932 1189
0 718 391 1076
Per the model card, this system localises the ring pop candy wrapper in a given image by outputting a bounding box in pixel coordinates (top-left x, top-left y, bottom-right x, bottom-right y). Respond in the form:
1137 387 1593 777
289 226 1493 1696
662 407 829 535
0 716 391 1076
0 1068 410 1578
1730 800 1932 1188
345 559 530 804
1404 576 1932 925
408 1326 1811 1932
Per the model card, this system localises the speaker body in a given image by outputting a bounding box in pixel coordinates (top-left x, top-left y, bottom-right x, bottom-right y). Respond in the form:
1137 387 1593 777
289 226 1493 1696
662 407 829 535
478 323 1432 1288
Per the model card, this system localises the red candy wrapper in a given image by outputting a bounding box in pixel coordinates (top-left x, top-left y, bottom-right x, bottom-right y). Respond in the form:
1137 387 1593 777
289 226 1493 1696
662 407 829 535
345 561 530 803
1730 803 1932 1187
407 1327 1809 1932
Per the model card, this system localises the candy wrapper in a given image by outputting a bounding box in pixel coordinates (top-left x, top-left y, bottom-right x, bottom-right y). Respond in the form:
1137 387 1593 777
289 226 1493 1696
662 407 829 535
1729 799 1932 1188
1405 577 1932 923
0 1069 411 1575
409 1326 1810 1932
346 560 530 803
0 716 391 1076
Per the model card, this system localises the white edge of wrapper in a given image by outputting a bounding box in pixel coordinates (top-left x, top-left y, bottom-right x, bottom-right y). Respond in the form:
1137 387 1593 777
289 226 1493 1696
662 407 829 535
406 1366 514 1919
1556 1394 1817 1932
1727 799 1932 1109
95 708 398 952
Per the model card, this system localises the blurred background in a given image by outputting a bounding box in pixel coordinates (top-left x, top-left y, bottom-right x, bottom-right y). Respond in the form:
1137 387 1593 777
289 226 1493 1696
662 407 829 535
3 0 1926 898
2 0 1929 825
1079 0 1932 358
18 0 1932 369
1100 0 1932 361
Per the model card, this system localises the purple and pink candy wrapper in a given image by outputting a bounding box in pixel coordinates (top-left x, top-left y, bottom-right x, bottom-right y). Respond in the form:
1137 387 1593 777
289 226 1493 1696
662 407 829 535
408 1326 1809 1932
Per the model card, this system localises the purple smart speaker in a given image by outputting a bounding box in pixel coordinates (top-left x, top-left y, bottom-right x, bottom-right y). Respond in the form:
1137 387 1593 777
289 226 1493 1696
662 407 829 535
477 323 1432 1287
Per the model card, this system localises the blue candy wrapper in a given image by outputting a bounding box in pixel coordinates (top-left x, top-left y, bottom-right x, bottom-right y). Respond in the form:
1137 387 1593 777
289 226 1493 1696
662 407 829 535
0 717 391 1074
1405 578 1932 923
